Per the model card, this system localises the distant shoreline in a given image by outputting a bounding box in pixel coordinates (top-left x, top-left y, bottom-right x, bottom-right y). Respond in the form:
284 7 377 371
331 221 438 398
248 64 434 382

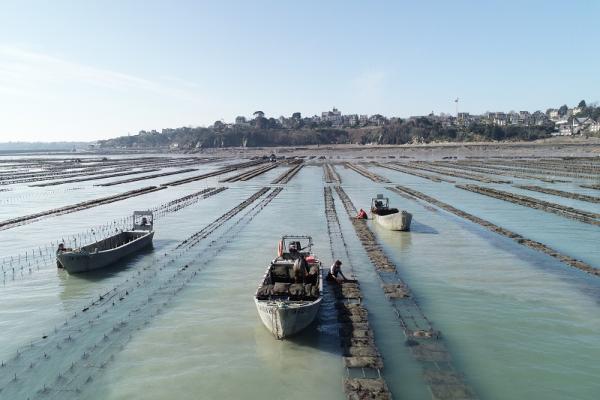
1 137 598 161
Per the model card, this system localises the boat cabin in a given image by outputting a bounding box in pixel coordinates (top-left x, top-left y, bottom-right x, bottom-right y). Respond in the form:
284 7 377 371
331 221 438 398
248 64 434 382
371 194 399 216
277 235 313 260
133 211 154 231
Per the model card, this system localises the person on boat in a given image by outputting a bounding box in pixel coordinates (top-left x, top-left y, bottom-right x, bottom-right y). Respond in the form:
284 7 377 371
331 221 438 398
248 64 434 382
56 243 72 268
356 209 367 219
292 256 308 283
288 242 298 259
141 217 149 225
374 200 383 209
306 263 319 284
327 260 347 283
56 243 72 254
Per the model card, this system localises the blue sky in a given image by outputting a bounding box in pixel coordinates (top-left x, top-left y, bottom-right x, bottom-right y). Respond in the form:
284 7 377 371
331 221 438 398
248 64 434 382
0 0 598 141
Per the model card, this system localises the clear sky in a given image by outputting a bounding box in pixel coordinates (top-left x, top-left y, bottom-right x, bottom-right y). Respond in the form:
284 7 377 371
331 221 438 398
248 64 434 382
0 1 598 142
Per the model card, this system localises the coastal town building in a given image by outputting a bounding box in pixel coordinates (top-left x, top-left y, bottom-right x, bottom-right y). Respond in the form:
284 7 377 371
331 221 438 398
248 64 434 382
572 117 593 134
218 101 595 137
369 114 388 126
346 114 359 127
321 107 343 126
486 112 507 126
532 111 549 126
554 120 572 136
547 109 560 121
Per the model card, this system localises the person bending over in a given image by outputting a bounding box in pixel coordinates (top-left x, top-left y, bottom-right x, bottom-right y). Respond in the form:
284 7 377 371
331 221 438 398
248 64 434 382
327 260 347 283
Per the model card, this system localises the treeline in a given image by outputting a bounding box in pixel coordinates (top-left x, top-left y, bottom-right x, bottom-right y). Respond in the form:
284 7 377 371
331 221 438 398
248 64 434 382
572 100 600 120
99 126 350 149
355 118 552 145
98 119 553 149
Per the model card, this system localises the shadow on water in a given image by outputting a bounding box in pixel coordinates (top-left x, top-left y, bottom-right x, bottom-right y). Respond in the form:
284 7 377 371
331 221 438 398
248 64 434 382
77 245 155 281
284 282 345 358
252 280 342 360
254 317 342 361
408 220 439 234
57 245 156 302
370 223 414 253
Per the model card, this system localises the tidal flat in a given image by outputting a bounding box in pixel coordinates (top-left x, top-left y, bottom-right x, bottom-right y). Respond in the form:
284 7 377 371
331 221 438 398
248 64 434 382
0 143 599 399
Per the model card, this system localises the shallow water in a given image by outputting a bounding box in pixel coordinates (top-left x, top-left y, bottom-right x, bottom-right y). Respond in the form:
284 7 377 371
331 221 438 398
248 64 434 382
1 158 599 399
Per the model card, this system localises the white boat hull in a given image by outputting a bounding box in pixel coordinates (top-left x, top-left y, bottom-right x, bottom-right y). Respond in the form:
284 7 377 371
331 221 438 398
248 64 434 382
255 297 321 339
57 231 154 273
372 211 412 231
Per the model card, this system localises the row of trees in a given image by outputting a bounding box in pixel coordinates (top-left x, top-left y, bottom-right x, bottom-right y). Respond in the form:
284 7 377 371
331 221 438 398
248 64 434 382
551 100 600 120
573 100 600 120
99 117 554 150
355 117 552 145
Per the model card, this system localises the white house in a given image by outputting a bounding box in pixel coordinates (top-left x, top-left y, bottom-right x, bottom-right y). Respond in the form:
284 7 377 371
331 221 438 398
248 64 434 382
572 117 592 134
321 107 343 126
547 109 560 121
346 114 359 126
554 120 572 136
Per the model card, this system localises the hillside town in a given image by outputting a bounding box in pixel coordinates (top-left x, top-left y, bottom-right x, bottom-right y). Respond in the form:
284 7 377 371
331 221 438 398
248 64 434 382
224 101 600 136
97 100 600 150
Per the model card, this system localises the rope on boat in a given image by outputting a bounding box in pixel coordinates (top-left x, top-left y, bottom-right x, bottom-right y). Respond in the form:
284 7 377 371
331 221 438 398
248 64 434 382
334 186 478 400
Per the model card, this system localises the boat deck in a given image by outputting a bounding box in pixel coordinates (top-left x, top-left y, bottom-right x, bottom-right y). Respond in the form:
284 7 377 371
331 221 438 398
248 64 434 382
256 260 321 301
80 230 150 253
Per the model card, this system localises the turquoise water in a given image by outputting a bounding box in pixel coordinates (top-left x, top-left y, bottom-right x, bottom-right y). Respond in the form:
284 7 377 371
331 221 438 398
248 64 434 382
0 158 599 399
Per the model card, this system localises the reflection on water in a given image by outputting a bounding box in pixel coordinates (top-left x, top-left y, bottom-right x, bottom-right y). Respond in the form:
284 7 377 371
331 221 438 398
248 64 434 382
370 221 414 251
408 220 439 234
57 247 156 304
338 165 600 400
